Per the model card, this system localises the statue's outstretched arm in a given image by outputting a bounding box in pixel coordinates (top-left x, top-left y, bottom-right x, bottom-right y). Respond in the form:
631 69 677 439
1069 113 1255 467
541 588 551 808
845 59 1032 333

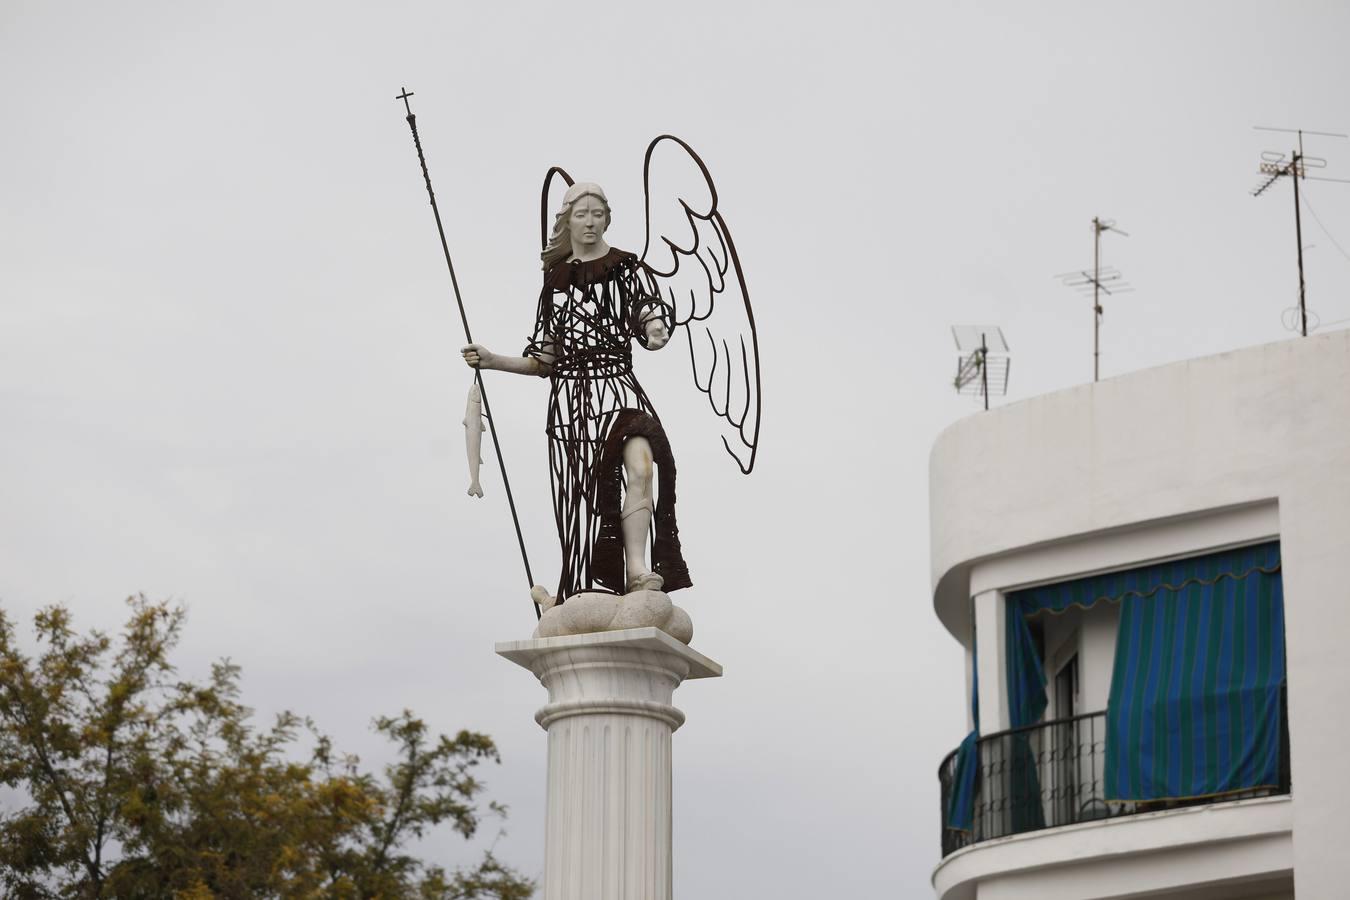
461 342 554 377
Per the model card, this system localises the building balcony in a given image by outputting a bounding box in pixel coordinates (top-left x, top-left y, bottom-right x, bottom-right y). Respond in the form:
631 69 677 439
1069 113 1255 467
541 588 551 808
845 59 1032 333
938 702 1291 859
923 335 1350 898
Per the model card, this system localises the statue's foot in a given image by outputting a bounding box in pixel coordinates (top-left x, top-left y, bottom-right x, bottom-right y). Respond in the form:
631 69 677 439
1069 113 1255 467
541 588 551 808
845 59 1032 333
626 572 664 593
530 584 557 611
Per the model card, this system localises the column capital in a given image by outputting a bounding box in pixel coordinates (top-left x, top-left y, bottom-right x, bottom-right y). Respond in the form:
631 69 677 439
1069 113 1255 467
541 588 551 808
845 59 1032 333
497 626 722 680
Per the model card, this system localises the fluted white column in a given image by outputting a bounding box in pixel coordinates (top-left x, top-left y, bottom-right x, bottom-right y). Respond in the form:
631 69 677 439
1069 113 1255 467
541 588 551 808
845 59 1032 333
497 627 721 900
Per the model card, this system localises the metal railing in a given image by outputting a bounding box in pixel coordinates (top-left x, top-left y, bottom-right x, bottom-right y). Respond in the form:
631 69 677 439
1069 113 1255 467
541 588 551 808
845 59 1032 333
938 700 1291 858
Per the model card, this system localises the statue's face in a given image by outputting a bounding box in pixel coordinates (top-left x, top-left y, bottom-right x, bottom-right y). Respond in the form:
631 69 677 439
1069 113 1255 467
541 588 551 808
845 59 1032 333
568 194 609 250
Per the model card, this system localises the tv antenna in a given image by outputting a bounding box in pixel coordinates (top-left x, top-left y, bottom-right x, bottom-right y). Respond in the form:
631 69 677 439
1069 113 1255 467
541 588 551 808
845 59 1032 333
951 326 1010 411
1057 217 1132 382
1250 125 1350 337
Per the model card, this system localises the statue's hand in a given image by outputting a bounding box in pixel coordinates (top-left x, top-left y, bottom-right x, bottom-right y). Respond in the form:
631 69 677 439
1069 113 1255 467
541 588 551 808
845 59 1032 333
461 344 495 369
644 318 670 351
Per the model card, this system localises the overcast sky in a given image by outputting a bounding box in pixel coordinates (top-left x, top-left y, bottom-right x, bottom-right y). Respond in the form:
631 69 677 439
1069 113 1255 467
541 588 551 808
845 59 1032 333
4 2 1350 896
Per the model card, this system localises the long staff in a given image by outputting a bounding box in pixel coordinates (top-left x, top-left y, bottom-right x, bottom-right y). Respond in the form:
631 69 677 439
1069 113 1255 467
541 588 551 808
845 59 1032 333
396 88 539 619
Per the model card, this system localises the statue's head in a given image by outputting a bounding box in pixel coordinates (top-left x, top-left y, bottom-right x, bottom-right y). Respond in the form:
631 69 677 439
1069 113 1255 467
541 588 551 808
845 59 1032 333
541 182 610 269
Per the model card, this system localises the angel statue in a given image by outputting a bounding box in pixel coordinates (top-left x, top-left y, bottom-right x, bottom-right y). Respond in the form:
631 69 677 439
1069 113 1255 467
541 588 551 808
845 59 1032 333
461 136 760 626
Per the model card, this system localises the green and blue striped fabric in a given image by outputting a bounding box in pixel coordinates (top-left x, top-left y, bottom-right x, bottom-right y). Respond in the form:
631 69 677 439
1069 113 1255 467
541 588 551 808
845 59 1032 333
945 729 979 832
945 655 979 832
1103 542 1284 801
1009 542 1284 803
1005 595 1048 830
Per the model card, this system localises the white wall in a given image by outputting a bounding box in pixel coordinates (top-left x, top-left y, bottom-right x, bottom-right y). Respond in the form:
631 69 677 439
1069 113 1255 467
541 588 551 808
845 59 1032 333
1079 602 1118 716
1035 600 1119 719
929 331 1350 898
933 795 1293 900
974 590 1008 734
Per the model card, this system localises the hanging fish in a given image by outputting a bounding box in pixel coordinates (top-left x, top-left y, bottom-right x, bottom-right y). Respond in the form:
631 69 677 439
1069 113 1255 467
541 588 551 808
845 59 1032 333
463 381 486 497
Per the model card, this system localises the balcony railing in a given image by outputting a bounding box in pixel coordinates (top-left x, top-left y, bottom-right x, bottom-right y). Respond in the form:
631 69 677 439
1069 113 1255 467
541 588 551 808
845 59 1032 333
937 700 1291 858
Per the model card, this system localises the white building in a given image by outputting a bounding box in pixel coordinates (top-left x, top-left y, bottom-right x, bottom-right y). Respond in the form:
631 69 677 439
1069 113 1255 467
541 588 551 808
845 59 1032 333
929 331 1350 900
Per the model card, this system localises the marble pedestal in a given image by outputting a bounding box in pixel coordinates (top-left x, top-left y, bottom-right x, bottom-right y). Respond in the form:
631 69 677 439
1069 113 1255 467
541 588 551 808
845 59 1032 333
497 627 722 900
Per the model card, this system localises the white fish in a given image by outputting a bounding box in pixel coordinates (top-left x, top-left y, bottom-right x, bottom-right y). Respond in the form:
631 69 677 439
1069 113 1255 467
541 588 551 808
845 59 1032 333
463 382 485 497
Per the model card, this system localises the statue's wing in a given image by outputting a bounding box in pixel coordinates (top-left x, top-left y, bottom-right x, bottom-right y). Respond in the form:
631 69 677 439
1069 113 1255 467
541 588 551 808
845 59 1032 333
640 135 761 474
540 166 575 249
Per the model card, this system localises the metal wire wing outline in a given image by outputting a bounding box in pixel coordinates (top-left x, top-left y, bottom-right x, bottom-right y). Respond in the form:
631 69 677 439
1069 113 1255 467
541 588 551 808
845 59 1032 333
638 134 762 475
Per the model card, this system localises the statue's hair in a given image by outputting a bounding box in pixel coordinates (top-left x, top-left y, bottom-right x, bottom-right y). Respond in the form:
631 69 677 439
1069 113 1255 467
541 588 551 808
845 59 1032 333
541 182 611 270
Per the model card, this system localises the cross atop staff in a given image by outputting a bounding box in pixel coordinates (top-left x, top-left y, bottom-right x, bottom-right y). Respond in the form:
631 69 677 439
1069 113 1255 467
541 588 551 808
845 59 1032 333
396 87 415 116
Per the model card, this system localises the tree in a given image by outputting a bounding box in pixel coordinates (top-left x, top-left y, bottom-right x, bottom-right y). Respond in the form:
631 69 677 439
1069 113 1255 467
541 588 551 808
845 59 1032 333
0 596 534 899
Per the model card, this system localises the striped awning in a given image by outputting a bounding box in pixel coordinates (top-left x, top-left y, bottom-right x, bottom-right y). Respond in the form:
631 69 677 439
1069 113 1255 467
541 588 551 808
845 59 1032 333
1011 542 1281 617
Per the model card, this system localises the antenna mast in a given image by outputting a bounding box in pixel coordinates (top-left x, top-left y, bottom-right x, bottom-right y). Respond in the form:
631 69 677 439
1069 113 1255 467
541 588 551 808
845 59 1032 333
1058 218 1131 382
1251 126 1350 337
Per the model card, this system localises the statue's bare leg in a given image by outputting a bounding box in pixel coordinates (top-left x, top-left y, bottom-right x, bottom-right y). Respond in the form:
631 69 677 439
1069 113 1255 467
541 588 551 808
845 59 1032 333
621 436 662 592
